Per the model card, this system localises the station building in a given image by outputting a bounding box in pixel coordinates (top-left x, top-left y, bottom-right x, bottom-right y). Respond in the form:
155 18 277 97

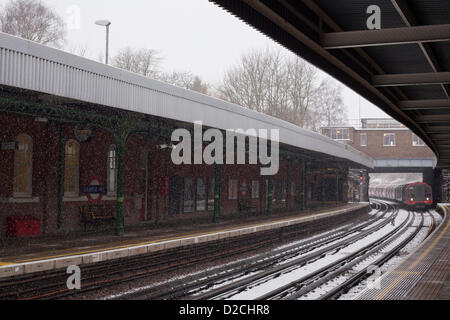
0 32 373 238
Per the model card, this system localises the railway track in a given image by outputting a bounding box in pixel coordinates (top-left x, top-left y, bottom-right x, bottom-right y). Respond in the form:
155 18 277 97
319 210 437 300
192 203 406 300
123 202 436 301
116 201 396 300
0 206 368 300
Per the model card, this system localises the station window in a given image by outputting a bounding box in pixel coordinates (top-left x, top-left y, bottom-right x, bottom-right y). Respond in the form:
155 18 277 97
228 179 238 200
183 177 195 213
13 134 33 197
207 178 215 211
281 180 287 203
64 140 80 196
290 181 296 197
274 181 281 203
412 134 425 146
383 133 396 147
360 133 367 147
196 178 206 211
107 145 117 196
252 180 260 199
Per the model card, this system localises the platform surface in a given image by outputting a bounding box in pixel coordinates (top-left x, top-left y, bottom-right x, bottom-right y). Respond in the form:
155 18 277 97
356 204 449 300
0 203 369 279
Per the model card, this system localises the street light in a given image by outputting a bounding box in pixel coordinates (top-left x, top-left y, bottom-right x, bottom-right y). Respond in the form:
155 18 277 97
95 19 111 64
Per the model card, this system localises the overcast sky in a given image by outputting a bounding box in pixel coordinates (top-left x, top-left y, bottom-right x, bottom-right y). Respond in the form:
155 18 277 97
2 0 389 121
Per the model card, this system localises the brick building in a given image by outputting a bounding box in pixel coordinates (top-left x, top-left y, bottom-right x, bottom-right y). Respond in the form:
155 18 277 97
321 118 436 165
321 118 439 202
0 33 373 238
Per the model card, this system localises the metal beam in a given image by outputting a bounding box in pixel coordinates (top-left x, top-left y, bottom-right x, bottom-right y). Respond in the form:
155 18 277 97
320 24 450 49
399 99 450 110
428 134 450 140
424 126 450 133
373 72 450 87
391 0 450 99
416 115 450 123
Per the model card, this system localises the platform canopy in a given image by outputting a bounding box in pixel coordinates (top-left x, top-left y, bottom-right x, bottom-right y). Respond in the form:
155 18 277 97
0 32 372 169
210 0 450 168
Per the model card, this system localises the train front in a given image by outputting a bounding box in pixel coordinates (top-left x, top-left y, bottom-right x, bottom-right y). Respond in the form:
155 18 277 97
405 183 433 209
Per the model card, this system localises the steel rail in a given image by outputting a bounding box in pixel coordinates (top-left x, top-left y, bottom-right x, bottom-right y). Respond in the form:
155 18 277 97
119 203 389 300
256 206 410 300
187 203 397 300
318 210 427 300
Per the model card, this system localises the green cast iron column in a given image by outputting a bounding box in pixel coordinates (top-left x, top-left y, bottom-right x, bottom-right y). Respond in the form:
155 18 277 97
336 170 340 204
213 163 222 223
57 123 65 230
115 142 126 236
164 140 170 219
301 159 306 211
322 168 326 205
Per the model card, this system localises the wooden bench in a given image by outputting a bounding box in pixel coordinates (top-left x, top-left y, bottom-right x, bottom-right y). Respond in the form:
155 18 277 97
238 198 258 214
79 205 116 232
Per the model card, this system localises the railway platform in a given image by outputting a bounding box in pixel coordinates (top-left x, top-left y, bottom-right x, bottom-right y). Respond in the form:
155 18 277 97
0 203 370 280
356 204 449 300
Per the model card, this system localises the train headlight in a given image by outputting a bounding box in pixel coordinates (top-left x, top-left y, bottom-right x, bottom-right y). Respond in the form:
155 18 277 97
411 198 414 201
426 197 430 201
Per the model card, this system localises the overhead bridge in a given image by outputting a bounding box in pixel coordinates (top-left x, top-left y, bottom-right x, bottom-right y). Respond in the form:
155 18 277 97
210 0 450 168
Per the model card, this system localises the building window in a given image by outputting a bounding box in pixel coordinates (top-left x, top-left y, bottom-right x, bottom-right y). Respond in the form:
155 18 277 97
334 128 350 140
252 180 260 199
107 145 117 196
183 177 195 213
228 179 238 200
322 128 350 140
13 134 33 197
196 178 206 211
383 133 396 146
64 140 80 196
360 133 367 147
412 134 425 146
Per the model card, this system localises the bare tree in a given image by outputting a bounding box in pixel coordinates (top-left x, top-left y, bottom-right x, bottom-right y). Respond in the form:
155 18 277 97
0 0 66 48
218 47 344 131
112 47 211 95
112 47 163 78
315 79 347 129
158 71 210 94
67 44 88 57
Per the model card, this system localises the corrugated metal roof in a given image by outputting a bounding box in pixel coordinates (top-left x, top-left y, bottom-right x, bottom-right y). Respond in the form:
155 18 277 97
0 32 373 168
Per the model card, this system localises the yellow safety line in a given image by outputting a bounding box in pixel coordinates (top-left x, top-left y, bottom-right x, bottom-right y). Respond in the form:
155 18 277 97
1 204 360 265
375 219 450 300
0 262 14 266
1 210 328 265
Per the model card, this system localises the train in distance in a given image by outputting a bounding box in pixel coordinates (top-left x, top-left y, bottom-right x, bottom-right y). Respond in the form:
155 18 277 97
369 182 433 210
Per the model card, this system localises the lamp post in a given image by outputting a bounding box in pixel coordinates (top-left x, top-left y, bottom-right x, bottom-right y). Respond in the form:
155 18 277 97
95 20 111 64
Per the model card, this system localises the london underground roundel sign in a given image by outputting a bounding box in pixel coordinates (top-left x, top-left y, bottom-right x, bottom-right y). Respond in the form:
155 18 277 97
83 177 107 204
